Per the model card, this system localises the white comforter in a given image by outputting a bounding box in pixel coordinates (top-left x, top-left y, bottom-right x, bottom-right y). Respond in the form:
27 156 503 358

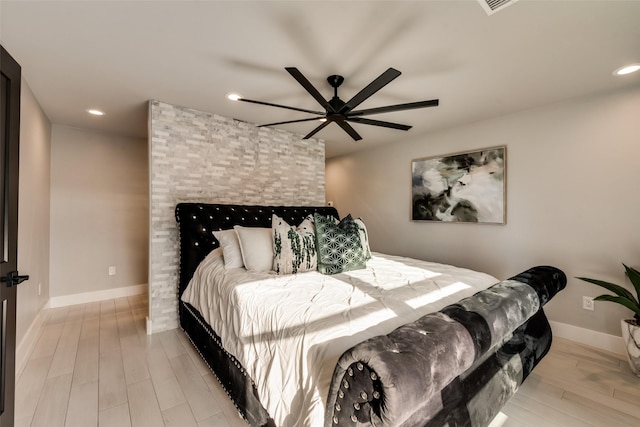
181 249 497 427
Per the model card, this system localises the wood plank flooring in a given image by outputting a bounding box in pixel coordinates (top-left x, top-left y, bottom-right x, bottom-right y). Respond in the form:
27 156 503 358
16 297 640 426
497 336 640 427
15 296 246 427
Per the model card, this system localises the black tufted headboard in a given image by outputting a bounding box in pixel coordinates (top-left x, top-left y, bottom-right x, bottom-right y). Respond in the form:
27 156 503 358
175 203 339 297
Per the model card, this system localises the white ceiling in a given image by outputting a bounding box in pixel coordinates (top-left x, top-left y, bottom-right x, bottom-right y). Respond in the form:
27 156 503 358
1 0 639 158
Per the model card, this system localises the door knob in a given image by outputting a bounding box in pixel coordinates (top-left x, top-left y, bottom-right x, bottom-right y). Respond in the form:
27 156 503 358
1 271 29 287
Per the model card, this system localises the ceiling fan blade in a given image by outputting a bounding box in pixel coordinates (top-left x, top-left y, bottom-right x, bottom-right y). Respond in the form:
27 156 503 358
347 117 411 131
336 120 362 141
238 97 324 115
303 119 332 139
258 117 326 127
285 67 334 112
348 99 439 117
339 68 402 114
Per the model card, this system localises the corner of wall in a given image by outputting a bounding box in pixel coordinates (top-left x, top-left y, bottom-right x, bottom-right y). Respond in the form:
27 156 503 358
16 78 52 372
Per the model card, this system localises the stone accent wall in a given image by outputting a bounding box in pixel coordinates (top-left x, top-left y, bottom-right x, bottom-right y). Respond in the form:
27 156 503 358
148 100 325 332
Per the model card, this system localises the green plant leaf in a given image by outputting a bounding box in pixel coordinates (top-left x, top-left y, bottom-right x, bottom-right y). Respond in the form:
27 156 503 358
623 264 640 301
594 295 640 318
576 277 638 304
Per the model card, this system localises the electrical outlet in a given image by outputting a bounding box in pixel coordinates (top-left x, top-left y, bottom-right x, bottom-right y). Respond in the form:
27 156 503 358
583 296 595 311
108 266 116 276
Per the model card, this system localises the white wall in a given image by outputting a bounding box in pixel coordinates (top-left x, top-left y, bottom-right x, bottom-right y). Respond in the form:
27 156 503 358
16 79 51 353
49 125 148 298
326 85 640 337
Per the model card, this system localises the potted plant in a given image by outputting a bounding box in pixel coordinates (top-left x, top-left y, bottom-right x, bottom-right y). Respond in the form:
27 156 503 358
577 264 640 376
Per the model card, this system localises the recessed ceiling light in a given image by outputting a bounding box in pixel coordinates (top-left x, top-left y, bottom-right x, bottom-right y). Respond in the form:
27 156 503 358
87 109 105 116
226 93 242 101
613 64 640 76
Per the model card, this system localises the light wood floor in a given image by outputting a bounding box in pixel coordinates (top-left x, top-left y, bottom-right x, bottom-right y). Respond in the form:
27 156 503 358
15 297 640 427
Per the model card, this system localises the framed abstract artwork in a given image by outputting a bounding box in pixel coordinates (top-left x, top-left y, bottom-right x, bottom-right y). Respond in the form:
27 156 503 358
411 146 506 223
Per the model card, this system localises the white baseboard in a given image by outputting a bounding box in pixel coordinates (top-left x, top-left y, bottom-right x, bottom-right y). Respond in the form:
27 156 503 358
47 284 147 308
146 317 153 335
550 320 625 356
15 307 47 379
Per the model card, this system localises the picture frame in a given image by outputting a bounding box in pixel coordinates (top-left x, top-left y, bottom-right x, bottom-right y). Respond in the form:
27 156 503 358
411 146 506 224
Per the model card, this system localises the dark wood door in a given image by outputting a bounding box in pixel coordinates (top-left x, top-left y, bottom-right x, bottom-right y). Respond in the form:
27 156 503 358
1 45 27 427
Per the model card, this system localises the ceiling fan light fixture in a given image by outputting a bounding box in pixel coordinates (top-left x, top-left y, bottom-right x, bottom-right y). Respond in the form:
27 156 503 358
226 93 242 101
613 64 640 76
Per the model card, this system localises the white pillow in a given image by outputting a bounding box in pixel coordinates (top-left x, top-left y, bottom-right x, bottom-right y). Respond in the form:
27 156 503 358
213 229 244 269
233 226 274 272
354 218 372 260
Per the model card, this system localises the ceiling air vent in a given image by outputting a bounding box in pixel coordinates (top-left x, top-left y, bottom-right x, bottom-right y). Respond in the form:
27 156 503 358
477 0 520 15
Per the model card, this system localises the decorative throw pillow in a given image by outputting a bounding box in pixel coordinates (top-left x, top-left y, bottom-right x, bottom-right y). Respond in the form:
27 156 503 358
233 226 274 273
272 214 317 275
314 213 366 275
354 218 372 260
212 229 244 269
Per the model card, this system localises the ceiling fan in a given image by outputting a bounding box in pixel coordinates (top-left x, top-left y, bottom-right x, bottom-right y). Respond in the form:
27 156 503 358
227 67 439 141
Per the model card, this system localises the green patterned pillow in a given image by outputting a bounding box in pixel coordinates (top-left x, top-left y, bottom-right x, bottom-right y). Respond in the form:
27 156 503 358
272 214 317 275
314 213 366 275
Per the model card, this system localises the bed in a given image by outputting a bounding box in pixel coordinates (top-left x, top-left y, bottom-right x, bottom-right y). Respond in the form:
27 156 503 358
175 203 566 427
